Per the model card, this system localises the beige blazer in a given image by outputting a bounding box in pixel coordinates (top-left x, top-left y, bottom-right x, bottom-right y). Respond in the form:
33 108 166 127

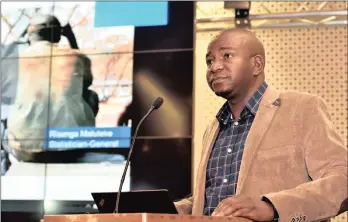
175 87 347 222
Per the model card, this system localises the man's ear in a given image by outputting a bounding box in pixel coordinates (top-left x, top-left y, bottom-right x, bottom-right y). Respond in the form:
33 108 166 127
252 55 265 76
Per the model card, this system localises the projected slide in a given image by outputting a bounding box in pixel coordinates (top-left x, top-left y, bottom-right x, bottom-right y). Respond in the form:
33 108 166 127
1 1 171 204
1 2 135 150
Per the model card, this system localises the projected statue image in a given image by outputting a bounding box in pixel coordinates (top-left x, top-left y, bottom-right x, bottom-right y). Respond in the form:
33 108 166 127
7 14 98 151
1 3 134 170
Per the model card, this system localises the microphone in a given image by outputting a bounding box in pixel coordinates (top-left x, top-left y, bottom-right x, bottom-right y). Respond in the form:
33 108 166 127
114 97 164 213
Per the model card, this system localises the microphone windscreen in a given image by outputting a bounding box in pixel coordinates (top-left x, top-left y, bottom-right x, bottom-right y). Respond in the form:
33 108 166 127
152 97 164 109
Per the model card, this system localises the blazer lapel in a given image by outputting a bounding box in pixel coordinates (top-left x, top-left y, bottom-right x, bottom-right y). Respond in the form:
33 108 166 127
236 87 281 194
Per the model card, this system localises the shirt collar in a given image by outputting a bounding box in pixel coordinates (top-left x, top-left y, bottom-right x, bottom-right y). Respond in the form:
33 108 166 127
216 81 268 125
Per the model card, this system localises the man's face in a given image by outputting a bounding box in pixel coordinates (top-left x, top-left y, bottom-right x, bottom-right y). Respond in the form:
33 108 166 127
205 32 254 99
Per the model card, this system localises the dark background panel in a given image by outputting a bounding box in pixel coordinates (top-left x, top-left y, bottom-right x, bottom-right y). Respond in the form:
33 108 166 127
1 211 43 222
118 50 193 138
134 1 194 51
130 138 192 200
1 200 98 222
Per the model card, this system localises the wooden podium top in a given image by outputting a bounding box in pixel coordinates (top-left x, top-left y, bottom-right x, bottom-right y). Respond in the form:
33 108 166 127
42 213 251 222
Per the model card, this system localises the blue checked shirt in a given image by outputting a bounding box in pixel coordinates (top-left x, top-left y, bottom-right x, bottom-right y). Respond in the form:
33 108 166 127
203 82 268 216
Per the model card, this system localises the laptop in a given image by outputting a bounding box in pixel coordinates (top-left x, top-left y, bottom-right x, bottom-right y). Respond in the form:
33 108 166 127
91 189 178 214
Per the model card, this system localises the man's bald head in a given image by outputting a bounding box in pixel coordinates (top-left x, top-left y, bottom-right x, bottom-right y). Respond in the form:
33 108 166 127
205 28 266 101
210 28 265 63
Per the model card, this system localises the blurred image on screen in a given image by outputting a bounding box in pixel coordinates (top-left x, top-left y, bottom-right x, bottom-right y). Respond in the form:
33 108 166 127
1 2 134 154
0 2 140 202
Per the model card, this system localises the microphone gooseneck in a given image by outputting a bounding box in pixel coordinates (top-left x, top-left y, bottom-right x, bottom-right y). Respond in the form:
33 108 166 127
114 97 163 213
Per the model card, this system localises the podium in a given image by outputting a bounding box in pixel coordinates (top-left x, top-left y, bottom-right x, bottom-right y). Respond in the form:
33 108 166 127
41 213 251 222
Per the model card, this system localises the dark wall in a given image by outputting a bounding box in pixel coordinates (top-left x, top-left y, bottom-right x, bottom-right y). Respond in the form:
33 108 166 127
129 1 194 200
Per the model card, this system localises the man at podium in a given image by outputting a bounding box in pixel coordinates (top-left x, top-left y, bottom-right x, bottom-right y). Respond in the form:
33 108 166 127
175 28 347 222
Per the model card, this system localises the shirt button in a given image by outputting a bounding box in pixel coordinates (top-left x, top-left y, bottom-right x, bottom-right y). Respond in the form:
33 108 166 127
227 148 232 153
223 178 228 183
233 121 239 126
